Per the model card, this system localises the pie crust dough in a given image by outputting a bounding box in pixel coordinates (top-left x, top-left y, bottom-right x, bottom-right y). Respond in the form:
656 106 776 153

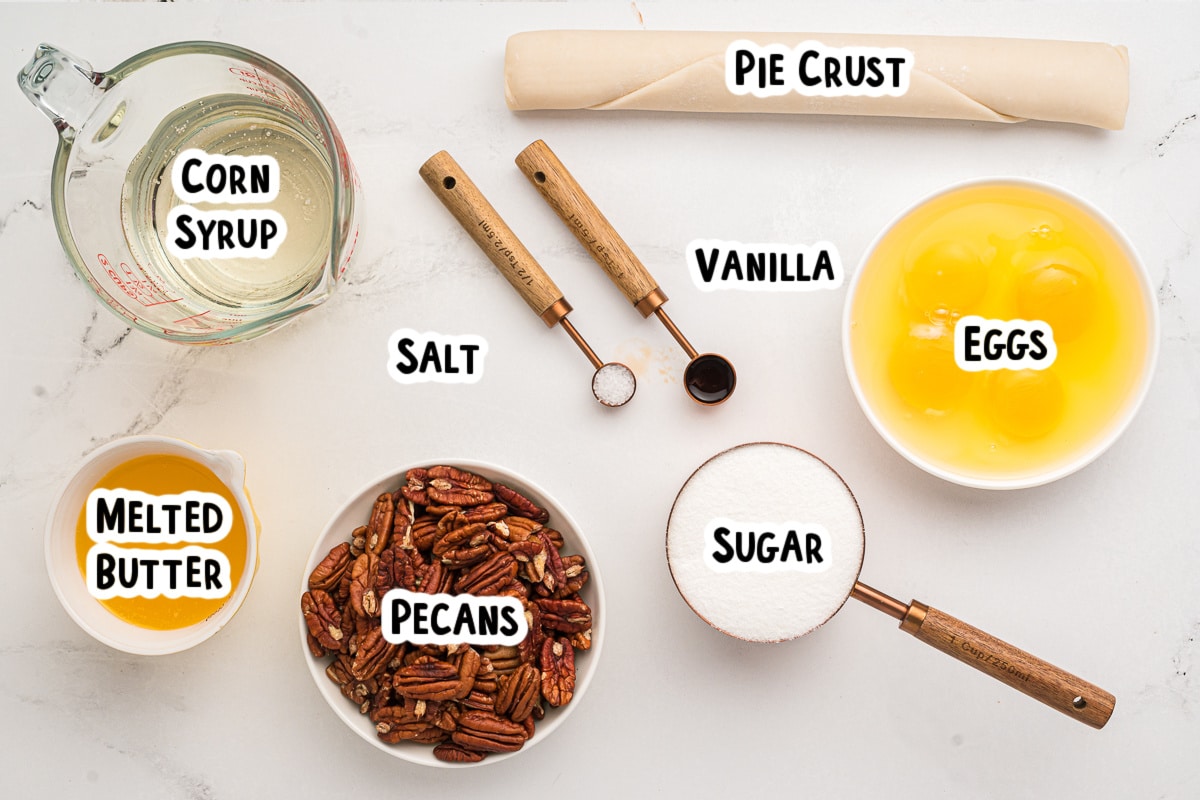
505 31 1129 130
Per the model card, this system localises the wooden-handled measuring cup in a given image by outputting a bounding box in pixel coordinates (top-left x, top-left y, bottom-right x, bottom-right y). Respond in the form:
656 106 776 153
666 442 1116 728
420 151 636 407
516 140 737 406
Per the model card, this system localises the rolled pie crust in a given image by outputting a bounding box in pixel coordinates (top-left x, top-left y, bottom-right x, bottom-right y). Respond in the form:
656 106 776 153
505 31 1129 129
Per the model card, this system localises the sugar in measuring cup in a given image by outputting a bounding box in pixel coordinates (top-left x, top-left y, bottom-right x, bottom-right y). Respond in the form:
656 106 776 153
18 42 361 344
667 442 1115 728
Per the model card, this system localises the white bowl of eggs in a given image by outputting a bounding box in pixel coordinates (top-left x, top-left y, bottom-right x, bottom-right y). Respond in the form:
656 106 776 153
843 177 1158 489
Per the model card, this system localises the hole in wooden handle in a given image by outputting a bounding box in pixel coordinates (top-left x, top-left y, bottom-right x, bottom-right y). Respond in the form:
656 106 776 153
1072 696 1087 709
534 171 546 184
442 176 456 190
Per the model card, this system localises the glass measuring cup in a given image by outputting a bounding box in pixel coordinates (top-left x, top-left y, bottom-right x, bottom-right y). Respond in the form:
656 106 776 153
18 42 361 344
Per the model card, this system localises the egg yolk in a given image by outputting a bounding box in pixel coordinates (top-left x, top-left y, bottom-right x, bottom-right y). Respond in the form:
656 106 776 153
888 324 973 413
1016 263 1096 342
904 240 989 317
987 369 1065 439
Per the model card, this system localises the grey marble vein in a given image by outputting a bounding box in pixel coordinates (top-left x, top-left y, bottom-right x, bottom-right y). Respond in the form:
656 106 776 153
0 197 46 236
1155 113 1198 158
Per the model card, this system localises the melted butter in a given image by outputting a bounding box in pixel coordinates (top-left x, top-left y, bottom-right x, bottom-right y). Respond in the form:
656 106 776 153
75 453 248 630
849 184 1150 482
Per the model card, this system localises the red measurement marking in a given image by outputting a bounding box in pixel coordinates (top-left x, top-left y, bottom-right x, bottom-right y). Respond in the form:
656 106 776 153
173 310 211 325
141 297 183 307
96 252 179 308
338 225 360 278
228 65 323 135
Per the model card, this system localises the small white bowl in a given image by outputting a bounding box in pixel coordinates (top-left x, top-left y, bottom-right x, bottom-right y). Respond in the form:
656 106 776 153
843 177 1159 490
45 435 261 655
300 460 605 767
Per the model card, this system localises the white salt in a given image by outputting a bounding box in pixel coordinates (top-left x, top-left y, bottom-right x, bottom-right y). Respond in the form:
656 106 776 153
666 443 866 642
592 363 635 407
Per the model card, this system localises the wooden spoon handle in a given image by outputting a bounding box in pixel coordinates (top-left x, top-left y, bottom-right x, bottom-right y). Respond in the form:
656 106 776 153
420 150 567 326
901 601 1115 728
515 139 663 316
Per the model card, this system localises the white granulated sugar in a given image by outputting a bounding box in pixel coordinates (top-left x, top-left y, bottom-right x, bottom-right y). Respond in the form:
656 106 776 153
667 443 865 642
593 363 635 406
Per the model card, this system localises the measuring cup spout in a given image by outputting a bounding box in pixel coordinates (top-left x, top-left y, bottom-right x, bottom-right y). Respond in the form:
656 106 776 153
17 44 107 138
206 449 248 491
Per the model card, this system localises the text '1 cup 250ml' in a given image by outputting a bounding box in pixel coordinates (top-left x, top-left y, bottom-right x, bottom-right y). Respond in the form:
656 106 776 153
18 42 361 344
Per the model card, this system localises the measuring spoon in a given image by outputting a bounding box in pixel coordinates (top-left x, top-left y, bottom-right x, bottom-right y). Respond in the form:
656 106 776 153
515 140 736 406
420 151 635 407
666 442 1115 728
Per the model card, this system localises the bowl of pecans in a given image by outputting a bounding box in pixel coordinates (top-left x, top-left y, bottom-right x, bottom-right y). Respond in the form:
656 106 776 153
300 461 604 766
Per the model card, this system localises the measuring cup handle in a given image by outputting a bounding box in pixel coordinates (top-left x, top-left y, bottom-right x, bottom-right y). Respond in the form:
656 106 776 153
17 44 107 137
901 601 1115 728
420 151 568 327
515 140 663 317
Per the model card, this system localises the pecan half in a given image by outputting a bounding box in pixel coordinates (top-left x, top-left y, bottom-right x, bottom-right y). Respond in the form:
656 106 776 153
536 597 591 633
454 552 518 596
463 688 498 711
374 705 445 744
366 493 395 555
493 483 550 524
570 629 593 651
459 505 502 522
306 631 327 658
325 654 352 688
556 554 590 598
518 601 545 664
394 657 463 701
369 681 396 721
495 663 540 722
391 491 416 549
453 647 482 699
327 654 375 711
308 542 352 592
508 538 546 584
400 467 430 505
481 645 522 675
536 531 567 596
411 514 440 552
473 657 498 694
302 590 344 650
433 521 491 568
451 710 526 753
488 516 542 544
350 525 367 558
436 510 466 534
426 466 495 507
349 553 380 618
341 602 357 642
540 527 565 550
404 644 448 666
425 699 460 732
498 579 529 601
540 637 575 707
460 501 509 524
352 626 400 681
434 742 486 763
379 545 418 594
418 559 453 594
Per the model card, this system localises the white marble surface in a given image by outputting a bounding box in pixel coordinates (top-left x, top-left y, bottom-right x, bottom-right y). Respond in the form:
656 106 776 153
2 1 1198 797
